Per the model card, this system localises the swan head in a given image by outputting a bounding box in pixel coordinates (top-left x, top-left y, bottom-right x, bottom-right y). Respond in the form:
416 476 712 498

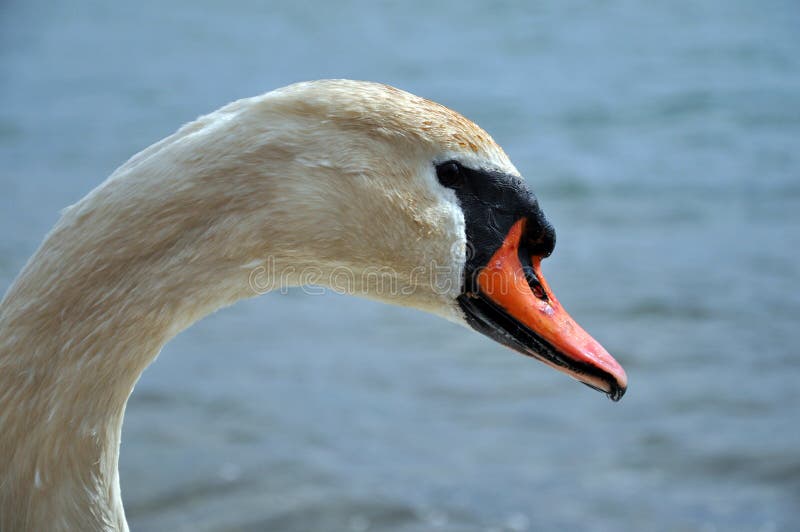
209 80 627 400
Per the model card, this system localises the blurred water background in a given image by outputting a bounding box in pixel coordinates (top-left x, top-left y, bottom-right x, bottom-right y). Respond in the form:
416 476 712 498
1 1 799 530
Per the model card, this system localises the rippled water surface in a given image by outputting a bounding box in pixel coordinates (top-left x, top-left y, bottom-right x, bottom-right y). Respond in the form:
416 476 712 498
1 1 799 530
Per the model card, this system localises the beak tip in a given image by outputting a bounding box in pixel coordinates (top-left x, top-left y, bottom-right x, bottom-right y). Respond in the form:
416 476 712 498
608 383 627 402
599 357 627 402
606 369 627 402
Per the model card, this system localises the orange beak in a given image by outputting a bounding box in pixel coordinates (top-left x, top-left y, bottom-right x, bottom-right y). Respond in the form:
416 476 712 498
463 219 627 400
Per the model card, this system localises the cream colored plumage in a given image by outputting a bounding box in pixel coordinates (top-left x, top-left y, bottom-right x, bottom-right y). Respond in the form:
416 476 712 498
0 80 518 530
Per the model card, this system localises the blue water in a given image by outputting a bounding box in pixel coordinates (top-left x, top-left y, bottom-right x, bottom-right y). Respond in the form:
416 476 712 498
1 1 799 530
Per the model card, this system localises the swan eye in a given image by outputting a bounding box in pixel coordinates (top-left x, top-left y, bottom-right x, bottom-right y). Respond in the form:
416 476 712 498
435 161 465 189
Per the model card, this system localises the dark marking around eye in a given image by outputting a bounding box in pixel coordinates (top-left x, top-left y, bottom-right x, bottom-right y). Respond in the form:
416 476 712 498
435 160 464 188
434 160 556 291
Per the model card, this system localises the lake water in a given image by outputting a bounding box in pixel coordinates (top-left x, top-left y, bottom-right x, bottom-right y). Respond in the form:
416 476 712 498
1 1 798 530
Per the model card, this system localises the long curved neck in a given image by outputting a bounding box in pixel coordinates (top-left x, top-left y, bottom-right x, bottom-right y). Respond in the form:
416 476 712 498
0 212 246 529
0 103 290 531
0 87 458 531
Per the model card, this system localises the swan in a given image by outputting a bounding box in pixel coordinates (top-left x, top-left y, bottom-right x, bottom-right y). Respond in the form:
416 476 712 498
0 80 627 531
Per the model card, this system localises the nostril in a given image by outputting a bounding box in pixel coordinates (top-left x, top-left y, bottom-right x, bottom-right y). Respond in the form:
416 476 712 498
531 283 546 300
523 266 548 301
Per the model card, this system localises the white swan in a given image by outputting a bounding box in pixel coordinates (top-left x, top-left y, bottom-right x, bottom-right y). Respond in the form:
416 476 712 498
0 80 626 531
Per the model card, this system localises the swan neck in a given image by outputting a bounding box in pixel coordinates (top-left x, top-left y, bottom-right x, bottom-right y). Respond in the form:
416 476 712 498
0 143 270 531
